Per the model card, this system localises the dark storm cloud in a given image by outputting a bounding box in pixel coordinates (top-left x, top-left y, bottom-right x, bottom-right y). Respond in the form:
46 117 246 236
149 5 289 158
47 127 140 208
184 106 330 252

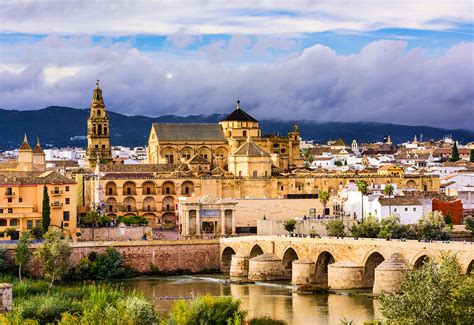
0 38 472 129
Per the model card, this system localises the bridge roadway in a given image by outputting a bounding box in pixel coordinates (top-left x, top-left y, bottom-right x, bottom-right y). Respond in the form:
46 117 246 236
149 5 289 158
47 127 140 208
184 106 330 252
220 236 474 293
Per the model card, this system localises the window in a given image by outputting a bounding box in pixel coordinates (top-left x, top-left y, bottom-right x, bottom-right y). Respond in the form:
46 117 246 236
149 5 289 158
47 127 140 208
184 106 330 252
102 145 105 149
184 187 189 195
104 127 107 135
19 197 23 203
239 171 243 176
280 186 284 191
146 188 151 195
108 188 113 195
265 171 268 177
127 188 131 195
165 187 170 195
54 186 59 193
64 223 69 228
0 209 3 213
405 207 408 211
35 220 41 228
147 205 151 211
95 145 99 149
65 186 69 192
6 187 12 195
8 198 12 203
66 198 70 205
243 130 247 137
27 220 33 229
97 110 101 116
63 211 70 221
394 208 397 212
253 171 257 177
8 208 12 213
10 219 18 226
127 205 131 212
413 208 416 211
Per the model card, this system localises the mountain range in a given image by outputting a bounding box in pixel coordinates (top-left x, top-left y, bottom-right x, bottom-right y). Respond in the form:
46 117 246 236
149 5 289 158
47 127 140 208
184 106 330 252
0 106 472 151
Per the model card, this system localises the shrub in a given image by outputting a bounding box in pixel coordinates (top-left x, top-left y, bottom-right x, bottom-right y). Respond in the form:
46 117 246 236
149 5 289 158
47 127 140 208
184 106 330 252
117 215 148 226
30 227 45 240
377 215 403 239
417 211 452 240
68 247 135 280
165 295 247 324
283 219 296 234
0 246 10 274
464 215 474 236
350 215 380 238
325 219 345 237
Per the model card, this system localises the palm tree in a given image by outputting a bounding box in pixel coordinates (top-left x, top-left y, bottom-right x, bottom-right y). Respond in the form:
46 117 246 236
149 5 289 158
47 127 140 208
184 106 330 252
318 190 330 216
383 184 395 216
356 180 369 222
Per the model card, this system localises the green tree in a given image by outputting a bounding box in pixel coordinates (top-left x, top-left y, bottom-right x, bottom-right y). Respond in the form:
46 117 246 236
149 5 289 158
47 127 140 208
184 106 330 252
81 210 111 240
302 148 314 167
464 215 474 236
356 180 369 222
15 231 31 282
350 215 381 238
283 219 296 234
470 149 474 162
417 211 452 240
325 219 345 237
383 184 395 215
35 229 72 293
30 227 45 240
0 247 9 274
318 190 330 215
379 255 474 324
5 227 19 240
334 160 343 166
42 185 51 231
450 141 460 162
377 215 403 239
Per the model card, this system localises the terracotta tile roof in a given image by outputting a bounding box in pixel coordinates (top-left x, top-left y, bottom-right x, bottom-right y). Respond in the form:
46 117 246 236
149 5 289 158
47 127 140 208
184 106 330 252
152 123 227 141
233 140 270 157
188 154 211 164
0 170 75 185
379 196 421 206
0 160 19 170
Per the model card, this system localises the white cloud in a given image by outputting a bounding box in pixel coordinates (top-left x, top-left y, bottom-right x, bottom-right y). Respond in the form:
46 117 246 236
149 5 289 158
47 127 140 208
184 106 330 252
43 65 81 83
0 1 471 36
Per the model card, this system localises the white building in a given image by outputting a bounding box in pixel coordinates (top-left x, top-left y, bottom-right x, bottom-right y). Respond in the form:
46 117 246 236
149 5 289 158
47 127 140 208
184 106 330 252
374 197 424 224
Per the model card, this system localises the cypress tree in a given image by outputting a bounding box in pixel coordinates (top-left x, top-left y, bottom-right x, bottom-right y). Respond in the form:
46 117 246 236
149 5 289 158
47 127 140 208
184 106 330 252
470 149 474 162
450 142 460 162
42 184 51 231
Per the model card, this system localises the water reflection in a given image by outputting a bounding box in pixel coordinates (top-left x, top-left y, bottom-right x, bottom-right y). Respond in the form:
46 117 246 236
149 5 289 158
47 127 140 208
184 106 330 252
121 276 379 324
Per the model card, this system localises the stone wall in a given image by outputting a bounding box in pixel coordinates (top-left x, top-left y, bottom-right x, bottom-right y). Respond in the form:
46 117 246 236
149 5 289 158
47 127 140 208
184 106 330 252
257 218 356 236
70 240 220 273
6 240 220 275
78 226 152 241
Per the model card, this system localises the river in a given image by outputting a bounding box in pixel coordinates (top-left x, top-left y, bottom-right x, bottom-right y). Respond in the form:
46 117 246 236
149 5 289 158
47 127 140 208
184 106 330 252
121 276 381 324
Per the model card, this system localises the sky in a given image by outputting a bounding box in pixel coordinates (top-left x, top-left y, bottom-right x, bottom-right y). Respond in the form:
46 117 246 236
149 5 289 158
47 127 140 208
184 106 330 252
0 1 473 129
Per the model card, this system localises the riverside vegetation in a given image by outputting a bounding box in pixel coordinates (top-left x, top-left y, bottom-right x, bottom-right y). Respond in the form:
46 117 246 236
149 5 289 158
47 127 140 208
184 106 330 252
0 228 285 324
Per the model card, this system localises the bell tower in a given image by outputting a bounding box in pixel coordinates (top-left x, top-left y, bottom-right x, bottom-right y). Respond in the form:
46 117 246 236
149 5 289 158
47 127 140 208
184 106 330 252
86 80 112 168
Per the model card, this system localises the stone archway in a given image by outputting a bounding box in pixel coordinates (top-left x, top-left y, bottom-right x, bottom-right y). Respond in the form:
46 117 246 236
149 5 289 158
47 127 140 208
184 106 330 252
249 244 264 258
282 247 299 269
413 254 430 269
363 252 385 288
221 247 236 273
466 260 473 275
315 251 335 285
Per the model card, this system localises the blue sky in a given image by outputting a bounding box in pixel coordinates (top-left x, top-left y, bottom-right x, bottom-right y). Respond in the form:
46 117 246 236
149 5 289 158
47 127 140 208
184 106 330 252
0 1 473 128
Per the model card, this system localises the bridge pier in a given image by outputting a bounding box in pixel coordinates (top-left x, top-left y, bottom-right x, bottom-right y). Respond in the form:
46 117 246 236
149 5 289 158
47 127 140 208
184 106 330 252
328 261 364 290
292 258 316 285
230 255 249 277
248 253 289 281
373 253 410 295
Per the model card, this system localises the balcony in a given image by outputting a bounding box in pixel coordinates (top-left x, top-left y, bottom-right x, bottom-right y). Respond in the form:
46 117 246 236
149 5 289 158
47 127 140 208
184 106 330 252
142 207 157 212
51 202 63 209
51 190 63 195
4 191 15 197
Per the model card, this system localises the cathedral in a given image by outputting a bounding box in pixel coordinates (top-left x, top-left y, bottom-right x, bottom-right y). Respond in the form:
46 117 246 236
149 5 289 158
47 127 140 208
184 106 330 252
145 100 304 174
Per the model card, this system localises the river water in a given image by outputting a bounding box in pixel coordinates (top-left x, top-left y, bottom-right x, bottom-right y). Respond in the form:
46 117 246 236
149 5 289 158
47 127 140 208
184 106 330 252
122 276 381 324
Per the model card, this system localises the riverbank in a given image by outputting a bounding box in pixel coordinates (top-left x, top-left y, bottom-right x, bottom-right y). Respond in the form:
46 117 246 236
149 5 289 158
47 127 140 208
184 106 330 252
0 276 288 324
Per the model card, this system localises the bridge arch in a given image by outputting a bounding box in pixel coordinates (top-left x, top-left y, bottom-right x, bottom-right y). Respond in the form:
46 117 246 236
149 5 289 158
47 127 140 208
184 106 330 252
282 247 299 269
315 251 335 285
363 251 385 288
221 247 236 273
465 260 473 275
249 244 264 258
412 252 432 269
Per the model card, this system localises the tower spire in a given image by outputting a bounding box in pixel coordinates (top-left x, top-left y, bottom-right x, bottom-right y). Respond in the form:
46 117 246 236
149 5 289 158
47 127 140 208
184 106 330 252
236 98 240 110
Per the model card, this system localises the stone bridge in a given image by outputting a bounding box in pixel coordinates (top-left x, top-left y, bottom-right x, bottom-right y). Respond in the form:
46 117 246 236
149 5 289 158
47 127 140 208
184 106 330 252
220 236 474 294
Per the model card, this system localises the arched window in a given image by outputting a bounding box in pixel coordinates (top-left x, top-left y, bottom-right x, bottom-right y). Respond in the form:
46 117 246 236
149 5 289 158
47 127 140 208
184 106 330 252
104 126 107 135
243 130 247 137
98 124 103 135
